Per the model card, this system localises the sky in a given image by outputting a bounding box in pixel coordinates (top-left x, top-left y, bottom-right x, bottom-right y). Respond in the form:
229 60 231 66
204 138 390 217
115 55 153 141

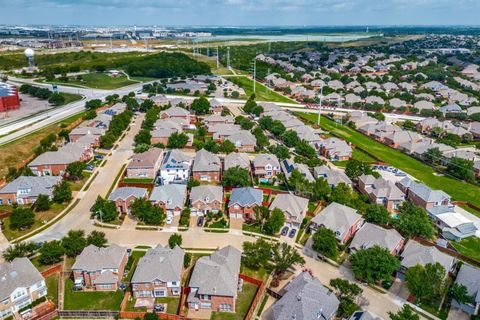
1 0 479 26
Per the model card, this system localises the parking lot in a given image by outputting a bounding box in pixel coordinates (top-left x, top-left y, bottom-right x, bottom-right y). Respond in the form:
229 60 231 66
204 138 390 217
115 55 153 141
0 93 53 126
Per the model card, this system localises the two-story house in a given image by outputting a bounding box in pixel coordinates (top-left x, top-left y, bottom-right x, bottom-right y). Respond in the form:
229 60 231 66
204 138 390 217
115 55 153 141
149 184 187 218
269 193 308 230
108 187 148 215
358 175 405 213
0 176 61 205
192 149 222 183
253 154 280 183
349 223 405 255
126 148 163 179
396 177 451 210
228 187 263 221
159 149 192 185
190 185 223 216
452 264 480 316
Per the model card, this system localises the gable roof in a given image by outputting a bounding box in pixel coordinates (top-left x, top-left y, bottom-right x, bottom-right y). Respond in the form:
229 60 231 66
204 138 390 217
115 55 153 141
400 240 454 272
311 202 364 241
72 244 127 272
269 193 309 223
193 149 221 172
400 177 451 203
0 258 44 301
149 184 187 209
108 187 148 201
350 223 404 253
228 187 263 208
253 153 280 168
161 149 192 171
190 185 223 204
0 175 61 198
128 148 163 170
454 264 480 305
224 152 251 171
132 245 184 283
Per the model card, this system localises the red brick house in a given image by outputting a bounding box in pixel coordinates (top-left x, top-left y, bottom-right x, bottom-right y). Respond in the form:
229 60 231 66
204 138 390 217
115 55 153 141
192 149 222 183
228 187 263 221
108 187 148 215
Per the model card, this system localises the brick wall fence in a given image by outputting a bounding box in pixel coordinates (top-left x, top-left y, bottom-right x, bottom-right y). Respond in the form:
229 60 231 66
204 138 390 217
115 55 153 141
40 263 62 278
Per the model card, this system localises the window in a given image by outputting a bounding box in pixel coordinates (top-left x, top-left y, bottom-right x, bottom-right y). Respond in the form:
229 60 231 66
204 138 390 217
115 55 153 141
0 199 2 205
7 199 12 205
219 304 232 311
2 298 9 305
171 281 177 286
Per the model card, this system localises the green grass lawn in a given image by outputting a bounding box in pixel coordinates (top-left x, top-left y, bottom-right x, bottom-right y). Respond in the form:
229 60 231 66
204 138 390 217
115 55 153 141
122 177 154 184
60 93 83 105
451 237 480 261
125 297 180 314
63 278 124 310
297 112 480 209
225 76 298 104
210 282 258 320
45 274 59 307
333 149 376 168
240 264 270 282
60 73 136 90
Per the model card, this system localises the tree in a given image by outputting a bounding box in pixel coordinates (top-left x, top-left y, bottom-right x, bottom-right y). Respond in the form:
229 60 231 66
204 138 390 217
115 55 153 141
90 196 118 223
280 130 299 148
268 145 290 160
294 140 316 159
66 161 87 181
424 147 443 165
405 263 447 303
167 132 189 149
393 202 435 239
252 127 269 149
242 239 272 270
349 246 400 284
84 109 97 120
9 207 35 230
345 159 374 180
134 129 152 146
449 283 474 305
48 92 65 106
388 305 419 320
168 234 183 249
85 99 103 110
130 198 165 225
222 166 250 187
191 96 210 115
446 157 475 182
337 296 358 319
310 177 331 201
3 242 37 262
263 208 285 235
219 140 235 154
184 252 192 268
62 230 87 257
271 242 305 285
134 143 150 153
330 183 354 206
53 181 72 203
39 240 64 265
179 208 191 227
364 204 390 225
34 194 51 212
87 230 108 247
330 278 362 298
253 206 270 231
312 227 339 259
144 312 159 320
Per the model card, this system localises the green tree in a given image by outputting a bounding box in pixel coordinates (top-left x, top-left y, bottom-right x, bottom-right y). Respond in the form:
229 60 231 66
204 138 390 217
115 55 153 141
393 202 435 239
349 246 400 284
252 126 269 149
2 242 37 262
191 96 210 115
66 161 87 181
268 145 290 160
330 183 354 206
87 230 108 247
48 93 65 106
167 132 189 149
9 207 35 230
330 278 362 298
364 204 390 226
449 283 474 305
168 233 183 249
271 242 305 285
84 109 97 120
424 147 443 165
312 227 339 259
34 194 51 212
53 181 72 203
90 196 118 223
310 177 331 201
388 305 419 320
130 198 165 225
144 312 159 320
345 159 373 180
242 239 272 270
280 130 299 148
222 166 251 187
446 157 475 182
405 263 447 303
134 129 152 146
39 240 64 265
337 297 358 319
263 208 285 235
62 230 87 257
253 206 270 231
85 99 103 110
219 140 235 154
294 140 316 159
183 252 192 268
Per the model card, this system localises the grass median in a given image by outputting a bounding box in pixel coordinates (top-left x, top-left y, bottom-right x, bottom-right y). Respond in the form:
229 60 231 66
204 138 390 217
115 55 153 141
225 75 298 104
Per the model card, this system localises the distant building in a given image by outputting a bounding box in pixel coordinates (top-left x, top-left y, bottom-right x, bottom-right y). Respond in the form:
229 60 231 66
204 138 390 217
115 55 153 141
0 83 20 112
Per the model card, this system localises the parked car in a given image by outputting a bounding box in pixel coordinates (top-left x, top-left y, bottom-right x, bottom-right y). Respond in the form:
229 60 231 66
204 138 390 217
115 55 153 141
288 229 297 238
281 226 289 236
197 216 204 227
166 216 173 225
86 164 94 171
154 304 165 312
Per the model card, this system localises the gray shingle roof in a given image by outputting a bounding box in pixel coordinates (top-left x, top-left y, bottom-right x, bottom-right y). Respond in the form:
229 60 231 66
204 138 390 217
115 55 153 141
224 153 251 171
108 187 148 201
72 244 127 272
400 240 454 272
400 177 451 203
253 153 280 168
311 202 363 241
193 149 221 172
0 258 44 301
0 176 61 198
132 245 184 284
228 187 263 208
161 149 192 171
272 271 339 320
269 193 309 224
128 148 162 170
280 159 314 182
454 264 480 304
350 223 404 253
190 185 223 204
149 184 187 210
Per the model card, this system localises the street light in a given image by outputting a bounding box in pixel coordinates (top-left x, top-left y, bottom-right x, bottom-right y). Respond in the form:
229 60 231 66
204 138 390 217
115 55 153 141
317 85 324 126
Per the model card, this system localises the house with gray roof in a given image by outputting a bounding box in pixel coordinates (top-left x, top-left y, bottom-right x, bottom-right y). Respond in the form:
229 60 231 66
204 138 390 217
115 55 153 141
310 202 364 244
414 100 435 111
313 165 352 188
292 125 323 146
187 246 241 313
349 223 405 255
388 98 407 109
126 147 163 179
270 271 339 320
439 104 463 114
269 193 308 229
359 175 405 212
131 245 184 298
204 115 234 128
160 149 192 185
317 137 352 161
224 153 251 172
0 176 61 206
160 106 192 125
253 154 281 182
150 184 187 217
0 258 46 318
190 185 224 216
427 206 478 241
192 149 222 183
72 244 128 291
225 131 256 153
396 177 451 210
228 187 263 220
108 187 148 215
451 264 480 315
280 159 314 182
399 240 455 276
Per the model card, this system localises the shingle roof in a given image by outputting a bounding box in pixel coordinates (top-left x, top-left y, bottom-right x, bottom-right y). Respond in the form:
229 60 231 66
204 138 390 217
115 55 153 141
108 187 148 201
149 184 187 210
72 244 127 272
400 240 454 272
0 176 61 198
224 152 251 171
161 149 192 171
253 153 280 168
228 187 263 208
269 193 309 224
193 149 221 172
190 185 223 204
350 223 404 253
401 177 451 203
454 264 480 304
0 258 44 301
128 148 162 170
161 106 190 117
311 202 363 241
132 245 184 283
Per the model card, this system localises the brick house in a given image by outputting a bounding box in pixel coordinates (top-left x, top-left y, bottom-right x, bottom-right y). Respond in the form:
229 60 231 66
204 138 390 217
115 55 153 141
160 106 192 124
69 126 105 144
349 223 405 255
228 187 263 220
187 246 242 313
225 131 256 153
72 244 128 291
396 177 451 210
317 138 352 161
126 148 163 179
0 176 61 206
203 115 234 129
192 149 222 183
209 99 223 114
190 185 223 216
149 184 187 217
358 175 405 212
269 193 308 230
253 154 281 182
131 245 184 298
108 187 148 215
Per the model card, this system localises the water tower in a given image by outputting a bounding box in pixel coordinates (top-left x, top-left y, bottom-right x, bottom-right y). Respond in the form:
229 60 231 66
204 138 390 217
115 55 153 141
24 48 35 71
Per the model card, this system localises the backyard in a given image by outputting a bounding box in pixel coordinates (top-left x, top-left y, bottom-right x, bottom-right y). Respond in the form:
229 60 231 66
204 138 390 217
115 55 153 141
125 297 181 314
225 76 298 104
451 237 480 261
63 278 124 310
210 282 259 320
45 274 59 307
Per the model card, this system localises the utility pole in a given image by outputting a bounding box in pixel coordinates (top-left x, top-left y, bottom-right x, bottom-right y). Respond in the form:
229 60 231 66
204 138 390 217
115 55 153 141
317 85 324 126
227 47 231 69
216 46 219 69
253 58 256 93
206 47 209 57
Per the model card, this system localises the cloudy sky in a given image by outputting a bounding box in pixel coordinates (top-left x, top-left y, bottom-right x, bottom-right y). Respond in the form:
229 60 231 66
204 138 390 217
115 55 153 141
1 0 479 26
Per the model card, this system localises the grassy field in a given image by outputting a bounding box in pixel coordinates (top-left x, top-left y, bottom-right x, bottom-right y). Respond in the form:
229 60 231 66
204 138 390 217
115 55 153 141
64 278 124 310
60 93 83 105
210 282 258 320
451 237 480 261
334 148 376 167
296 112 480 209
58 73 136 90
225 76 298 104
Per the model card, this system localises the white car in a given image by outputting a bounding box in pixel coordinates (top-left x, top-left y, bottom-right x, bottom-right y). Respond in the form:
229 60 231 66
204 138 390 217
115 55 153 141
166 216 173 225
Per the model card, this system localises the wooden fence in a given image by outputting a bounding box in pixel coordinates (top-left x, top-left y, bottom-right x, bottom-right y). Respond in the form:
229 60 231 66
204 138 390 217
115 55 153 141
239 274 265 320
40 263 62 278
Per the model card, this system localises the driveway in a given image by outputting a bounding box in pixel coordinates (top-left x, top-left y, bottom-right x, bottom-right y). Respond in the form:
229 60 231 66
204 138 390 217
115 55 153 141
447 308 470 320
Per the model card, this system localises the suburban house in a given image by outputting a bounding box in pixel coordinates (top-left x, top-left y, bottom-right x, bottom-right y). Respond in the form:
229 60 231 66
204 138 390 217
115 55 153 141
224 153 251 172
192 149 222 183
160 106 193 125
349 223 405 255
0 175 61 205
228 187 263 221
0 258 47 319
69 126 105 144
190 185 224 216
151 119 184 145
280 159 314 182
225 131 256 153
131 245 184 298
396 177 451 210
108 187 148 215
398 240 455 277
72 244 128 291
149 184 187 217
126 148 163 179
269 193 308 229
383 131 423 148
451 264 480 316
313 165 352 188
427 206 478 241
253 154 281 182
358 175 405 212
159 149 192 185
270 271 339 320
309 202 364 244
204 115 234 129
187 246 242 312
209 99 224 114
317 137 352 161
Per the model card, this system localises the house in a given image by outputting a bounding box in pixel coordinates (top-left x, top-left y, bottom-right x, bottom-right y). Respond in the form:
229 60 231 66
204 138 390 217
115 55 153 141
317 138 352 161
383 131 423 149
414 100 435 111
151 120 183 145
398 240 455 276
210 99 223 114
309 202 364 244
365 96 385 105
225 131 256 153
271 271 339 320
451 264 480 316
439 104 463 114
0 258 47 319
269 193 308 229
0 176 61 205
187 246 241 312
150 184 187 217
72 244 128 291
69 126 105 143
126 148 163 179
224 153 251 172
108 187 148 215
349 223 405 255
190 185 224 216
388 98 407 109
253 154 281 182
358 175 405 212
192 149 222 183
160 106 192 124
160 149 192 185
204 115 234 128
293 125 323 146
280 159 314 182
131 245 184 298
313 165 352 188
427 206 478 241
228 187 263 221
396 177 451 210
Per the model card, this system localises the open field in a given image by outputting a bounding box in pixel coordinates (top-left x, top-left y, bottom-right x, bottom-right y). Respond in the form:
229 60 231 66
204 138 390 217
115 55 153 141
186 52 233 75
296 112 480 209
225 76 298 104
54 73 137 89
325 35 424 48
451 237 480 261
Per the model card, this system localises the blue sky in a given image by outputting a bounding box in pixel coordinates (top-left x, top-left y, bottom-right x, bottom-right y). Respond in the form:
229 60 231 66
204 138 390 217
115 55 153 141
1 0 479 26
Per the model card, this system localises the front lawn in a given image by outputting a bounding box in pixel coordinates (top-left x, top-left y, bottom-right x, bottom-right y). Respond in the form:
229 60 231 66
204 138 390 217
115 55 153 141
63 278 124 310
451 237 480 261
210 282 258 320
225 76 298 104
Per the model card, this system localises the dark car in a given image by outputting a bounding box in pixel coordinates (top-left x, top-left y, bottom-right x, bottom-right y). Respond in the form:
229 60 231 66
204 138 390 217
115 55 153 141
154 304 165 312
197 216 204 227
289 229 297 238
281 226 289 236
